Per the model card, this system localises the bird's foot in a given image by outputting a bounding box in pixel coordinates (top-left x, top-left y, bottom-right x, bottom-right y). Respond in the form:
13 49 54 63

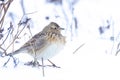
24 60 60 68
46 64 61 68
47 59 60 68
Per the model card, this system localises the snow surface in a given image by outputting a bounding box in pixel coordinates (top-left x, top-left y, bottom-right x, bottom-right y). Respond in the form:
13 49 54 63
0 0 120 80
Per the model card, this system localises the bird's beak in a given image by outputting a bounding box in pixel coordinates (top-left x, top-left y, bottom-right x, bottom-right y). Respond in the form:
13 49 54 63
60 28 64 30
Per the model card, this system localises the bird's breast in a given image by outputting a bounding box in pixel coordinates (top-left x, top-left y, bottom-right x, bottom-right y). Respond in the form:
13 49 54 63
36 42 64 60
29 33 66 60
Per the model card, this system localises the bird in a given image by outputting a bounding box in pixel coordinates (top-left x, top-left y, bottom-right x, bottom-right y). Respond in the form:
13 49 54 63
6 22 66 67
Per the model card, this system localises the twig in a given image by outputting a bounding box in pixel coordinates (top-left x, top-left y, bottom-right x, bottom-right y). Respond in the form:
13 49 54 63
0 0 13 29
115 43 120 56
3 55 19 67
0 22 13 46
0 50 3 57
5 18 30 51
41 58 45 77
3 57 10 67
27 25 33 37
0 46 7 55
12 55 19 67
115 49 120 56
73 43 85 54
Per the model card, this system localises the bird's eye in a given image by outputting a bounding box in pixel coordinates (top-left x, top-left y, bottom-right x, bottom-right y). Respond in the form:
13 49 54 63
54 27 57 29
51 25 57 29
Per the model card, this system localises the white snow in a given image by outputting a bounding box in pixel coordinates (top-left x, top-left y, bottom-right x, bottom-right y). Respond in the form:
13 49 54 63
0 0 120 80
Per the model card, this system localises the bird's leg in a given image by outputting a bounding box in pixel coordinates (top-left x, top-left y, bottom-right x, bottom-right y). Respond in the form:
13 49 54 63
47 59 60 68
24 45 41 67
32 58 40 67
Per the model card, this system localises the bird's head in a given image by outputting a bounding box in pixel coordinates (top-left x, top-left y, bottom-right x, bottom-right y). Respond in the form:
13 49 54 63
42 22 64 34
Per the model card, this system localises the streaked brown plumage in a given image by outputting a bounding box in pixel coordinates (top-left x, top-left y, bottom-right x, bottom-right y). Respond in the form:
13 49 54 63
7 22 66 66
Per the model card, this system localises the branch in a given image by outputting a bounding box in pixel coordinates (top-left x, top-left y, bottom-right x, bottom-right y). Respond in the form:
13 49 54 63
0 0 13 29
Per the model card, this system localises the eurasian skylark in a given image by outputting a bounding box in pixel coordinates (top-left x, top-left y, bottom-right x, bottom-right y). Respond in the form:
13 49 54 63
7 22 66 67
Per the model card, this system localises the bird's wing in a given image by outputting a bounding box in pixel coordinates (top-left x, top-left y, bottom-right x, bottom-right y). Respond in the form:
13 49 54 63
9 32 48 55
21 32 48 52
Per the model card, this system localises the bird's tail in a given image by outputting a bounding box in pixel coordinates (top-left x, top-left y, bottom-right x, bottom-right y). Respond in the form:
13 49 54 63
6 49 22 56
